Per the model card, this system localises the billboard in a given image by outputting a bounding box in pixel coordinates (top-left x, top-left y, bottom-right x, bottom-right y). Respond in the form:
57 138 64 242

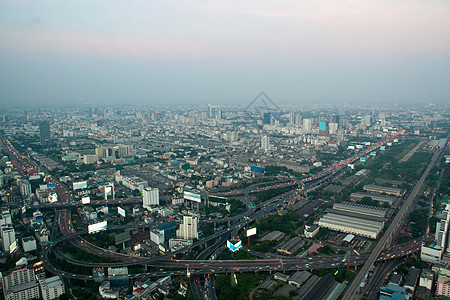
380 146 386 150
88 221 107 234
47 183 56 189
114 231 130 245
246 228 257 237
49 193 58 203
9 239 18 254
250 166 264 173
82 196 91 204
319 122 327 131
370 152 376 156
360 157 367 162
73 181 88 190
118 207 126 218
227 240 242 253
184 191 201 203
364 142 371 146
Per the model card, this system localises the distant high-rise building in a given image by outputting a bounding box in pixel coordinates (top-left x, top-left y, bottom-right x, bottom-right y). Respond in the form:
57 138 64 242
303 118 312 131
117 145 133 158
104 183 114 200
436 206 450 249
1 224 15 253
207 105 222 119
261 136 271 152
96 146 114 159
176 215 198 240
263 113 272 125
295 114 303 125
39 121 50 145
289 112 295 124
143 187 159 208
330 114 340 124
363 115 371 126
339 118 350 129
319 121 328 136
1 211 12 226
19 180 32 197
328 123 339 135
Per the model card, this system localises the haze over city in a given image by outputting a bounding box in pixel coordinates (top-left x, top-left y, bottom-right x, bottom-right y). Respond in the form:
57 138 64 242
1 0 449 107
1 2 450 296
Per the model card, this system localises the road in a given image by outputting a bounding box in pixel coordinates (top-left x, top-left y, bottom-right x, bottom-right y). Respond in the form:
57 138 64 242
30 197 143 209
362 258 403 300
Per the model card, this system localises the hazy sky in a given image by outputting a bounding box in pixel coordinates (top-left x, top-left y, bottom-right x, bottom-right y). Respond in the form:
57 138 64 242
1 0 449 107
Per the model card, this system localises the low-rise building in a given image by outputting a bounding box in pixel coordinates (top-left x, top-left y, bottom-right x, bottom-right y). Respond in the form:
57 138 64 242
22 237 37 252
276 236 304 255
304 225 319 238
363 184 403 197
318 206 384 239
350 192 397 205
273 272 289 282
420 243 443 263
437 272 450 296
404 268 420 293
288 271 310 288
419 270 433 290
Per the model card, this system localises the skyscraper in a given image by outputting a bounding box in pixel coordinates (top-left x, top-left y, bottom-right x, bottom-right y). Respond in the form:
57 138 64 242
303 118 312 132
176 215 198 240
263 113 272 125
1 224 15 253
39 121 50 145
261 136 271 152
143 187 159 209
289 112 295 124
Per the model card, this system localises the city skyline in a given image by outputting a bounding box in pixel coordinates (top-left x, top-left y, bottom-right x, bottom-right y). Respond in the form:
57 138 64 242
1 0 449 107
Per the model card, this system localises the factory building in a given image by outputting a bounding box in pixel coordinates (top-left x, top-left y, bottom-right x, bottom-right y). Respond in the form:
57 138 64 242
333 202 387 218
350 192 397 206
363 184 403 197
318 203 385 239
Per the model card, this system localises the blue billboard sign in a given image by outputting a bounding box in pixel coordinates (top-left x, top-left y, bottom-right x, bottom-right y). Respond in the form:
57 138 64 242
227 240 242 252
319 122 327 131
